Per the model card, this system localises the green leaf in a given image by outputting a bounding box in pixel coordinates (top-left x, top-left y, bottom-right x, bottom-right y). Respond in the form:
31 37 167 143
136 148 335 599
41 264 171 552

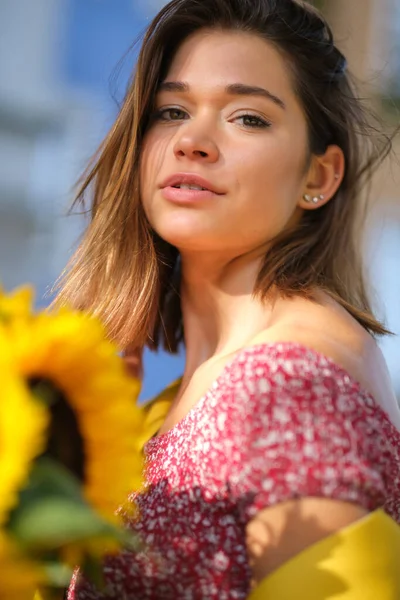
8 457 141 564
80 554 106 590
17 457 84 506
42 561 74 587
9 495 121 549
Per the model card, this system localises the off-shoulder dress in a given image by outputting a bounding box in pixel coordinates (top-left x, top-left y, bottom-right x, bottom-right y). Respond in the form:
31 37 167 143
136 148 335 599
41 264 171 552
68 342 400 599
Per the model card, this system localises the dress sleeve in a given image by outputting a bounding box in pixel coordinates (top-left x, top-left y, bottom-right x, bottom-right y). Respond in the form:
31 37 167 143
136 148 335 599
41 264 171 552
223 343 397 524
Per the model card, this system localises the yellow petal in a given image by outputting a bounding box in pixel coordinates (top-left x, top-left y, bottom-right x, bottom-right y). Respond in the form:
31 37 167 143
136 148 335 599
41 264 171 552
0 331 49 524
0 285 34 324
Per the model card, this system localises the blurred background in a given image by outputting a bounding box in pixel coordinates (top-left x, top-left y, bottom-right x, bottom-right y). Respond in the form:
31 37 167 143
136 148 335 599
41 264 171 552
0 0 399 401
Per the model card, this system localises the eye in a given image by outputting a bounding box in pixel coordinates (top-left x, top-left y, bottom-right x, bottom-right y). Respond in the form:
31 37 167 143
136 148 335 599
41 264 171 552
235 114 271 129
152 107 189 122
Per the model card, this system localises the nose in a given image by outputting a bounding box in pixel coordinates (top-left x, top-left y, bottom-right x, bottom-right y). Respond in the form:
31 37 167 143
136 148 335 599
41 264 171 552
173 122 220 163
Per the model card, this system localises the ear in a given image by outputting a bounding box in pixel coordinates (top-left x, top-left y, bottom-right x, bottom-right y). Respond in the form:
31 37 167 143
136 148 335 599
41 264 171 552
299 145 345 209
123 345 144 380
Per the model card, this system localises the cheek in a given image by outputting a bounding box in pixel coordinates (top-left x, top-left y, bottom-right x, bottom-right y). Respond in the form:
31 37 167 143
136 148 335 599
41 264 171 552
139 131 170 219
235 131 304 190
233 141 300 208
228 137 305 237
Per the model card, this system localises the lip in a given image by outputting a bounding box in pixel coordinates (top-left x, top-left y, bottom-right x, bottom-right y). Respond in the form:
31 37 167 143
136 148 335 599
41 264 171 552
161 186 219 205
160 173 225 195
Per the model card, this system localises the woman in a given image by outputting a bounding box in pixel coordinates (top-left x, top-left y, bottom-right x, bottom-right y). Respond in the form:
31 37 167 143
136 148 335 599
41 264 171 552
63 0 400 597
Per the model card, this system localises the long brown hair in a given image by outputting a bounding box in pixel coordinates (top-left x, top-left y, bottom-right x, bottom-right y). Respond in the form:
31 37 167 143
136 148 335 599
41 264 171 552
53 0 395 352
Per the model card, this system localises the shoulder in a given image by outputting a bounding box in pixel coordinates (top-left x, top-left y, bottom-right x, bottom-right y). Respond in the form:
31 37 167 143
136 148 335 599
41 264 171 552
219 312 400 446
222 336 400 524
246 295 400 429
223 337 400 526
221 332 394 472
251 295 372 384
226 338 383 440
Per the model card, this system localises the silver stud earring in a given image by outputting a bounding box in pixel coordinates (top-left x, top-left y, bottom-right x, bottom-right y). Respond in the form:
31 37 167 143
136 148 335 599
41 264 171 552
303 194 312 203
312 196 319 204
334 174 340 180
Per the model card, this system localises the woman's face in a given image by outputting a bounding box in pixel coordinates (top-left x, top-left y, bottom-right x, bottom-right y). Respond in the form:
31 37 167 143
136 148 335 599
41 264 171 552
140 29 311 256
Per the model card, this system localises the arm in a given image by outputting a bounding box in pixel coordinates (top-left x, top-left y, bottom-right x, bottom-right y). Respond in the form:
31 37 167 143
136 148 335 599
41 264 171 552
246 497 367 584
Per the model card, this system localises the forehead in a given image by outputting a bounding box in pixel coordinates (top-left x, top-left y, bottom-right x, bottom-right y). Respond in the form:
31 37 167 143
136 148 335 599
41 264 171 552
165 29 296 101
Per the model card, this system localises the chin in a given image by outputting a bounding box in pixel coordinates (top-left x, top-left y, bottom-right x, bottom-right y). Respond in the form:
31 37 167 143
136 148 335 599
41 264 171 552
157 230 211 252
152 214 219 251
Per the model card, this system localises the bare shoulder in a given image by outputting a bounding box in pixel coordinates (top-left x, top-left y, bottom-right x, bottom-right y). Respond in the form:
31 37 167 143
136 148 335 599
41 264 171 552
252 292 376 376
251 292 399 424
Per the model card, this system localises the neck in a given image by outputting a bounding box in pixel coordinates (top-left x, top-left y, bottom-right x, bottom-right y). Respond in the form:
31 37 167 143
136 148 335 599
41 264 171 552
179 248 278 376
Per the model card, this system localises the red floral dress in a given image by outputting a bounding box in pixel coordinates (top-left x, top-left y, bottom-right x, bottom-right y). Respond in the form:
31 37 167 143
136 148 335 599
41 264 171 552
68 342 400 599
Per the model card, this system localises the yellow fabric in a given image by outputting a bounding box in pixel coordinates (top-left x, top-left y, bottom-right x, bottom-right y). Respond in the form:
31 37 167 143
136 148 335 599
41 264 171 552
248 509 400 599
138 377 181 449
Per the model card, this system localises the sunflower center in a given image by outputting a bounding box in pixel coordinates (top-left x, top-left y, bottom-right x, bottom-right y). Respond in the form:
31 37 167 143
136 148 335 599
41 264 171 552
28 378 85 483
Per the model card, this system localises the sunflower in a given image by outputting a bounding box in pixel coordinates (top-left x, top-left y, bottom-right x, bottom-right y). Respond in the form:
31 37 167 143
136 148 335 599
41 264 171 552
0 330 49 525
7 304 145 522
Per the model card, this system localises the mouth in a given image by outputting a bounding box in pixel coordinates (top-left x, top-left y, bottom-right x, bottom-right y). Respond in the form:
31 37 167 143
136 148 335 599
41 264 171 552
160 173 225 195
171 183 210 191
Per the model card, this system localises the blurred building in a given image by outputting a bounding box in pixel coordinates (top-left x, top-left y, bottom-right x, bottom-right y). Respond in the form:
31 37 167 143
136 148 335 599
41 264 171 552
0 0 398 398
0 0 100 302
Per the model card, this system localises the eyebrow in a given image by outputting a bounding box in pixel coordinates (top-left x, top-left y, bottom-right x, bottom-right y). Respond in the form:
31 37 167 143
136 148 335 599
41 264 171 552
158 81 286 111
